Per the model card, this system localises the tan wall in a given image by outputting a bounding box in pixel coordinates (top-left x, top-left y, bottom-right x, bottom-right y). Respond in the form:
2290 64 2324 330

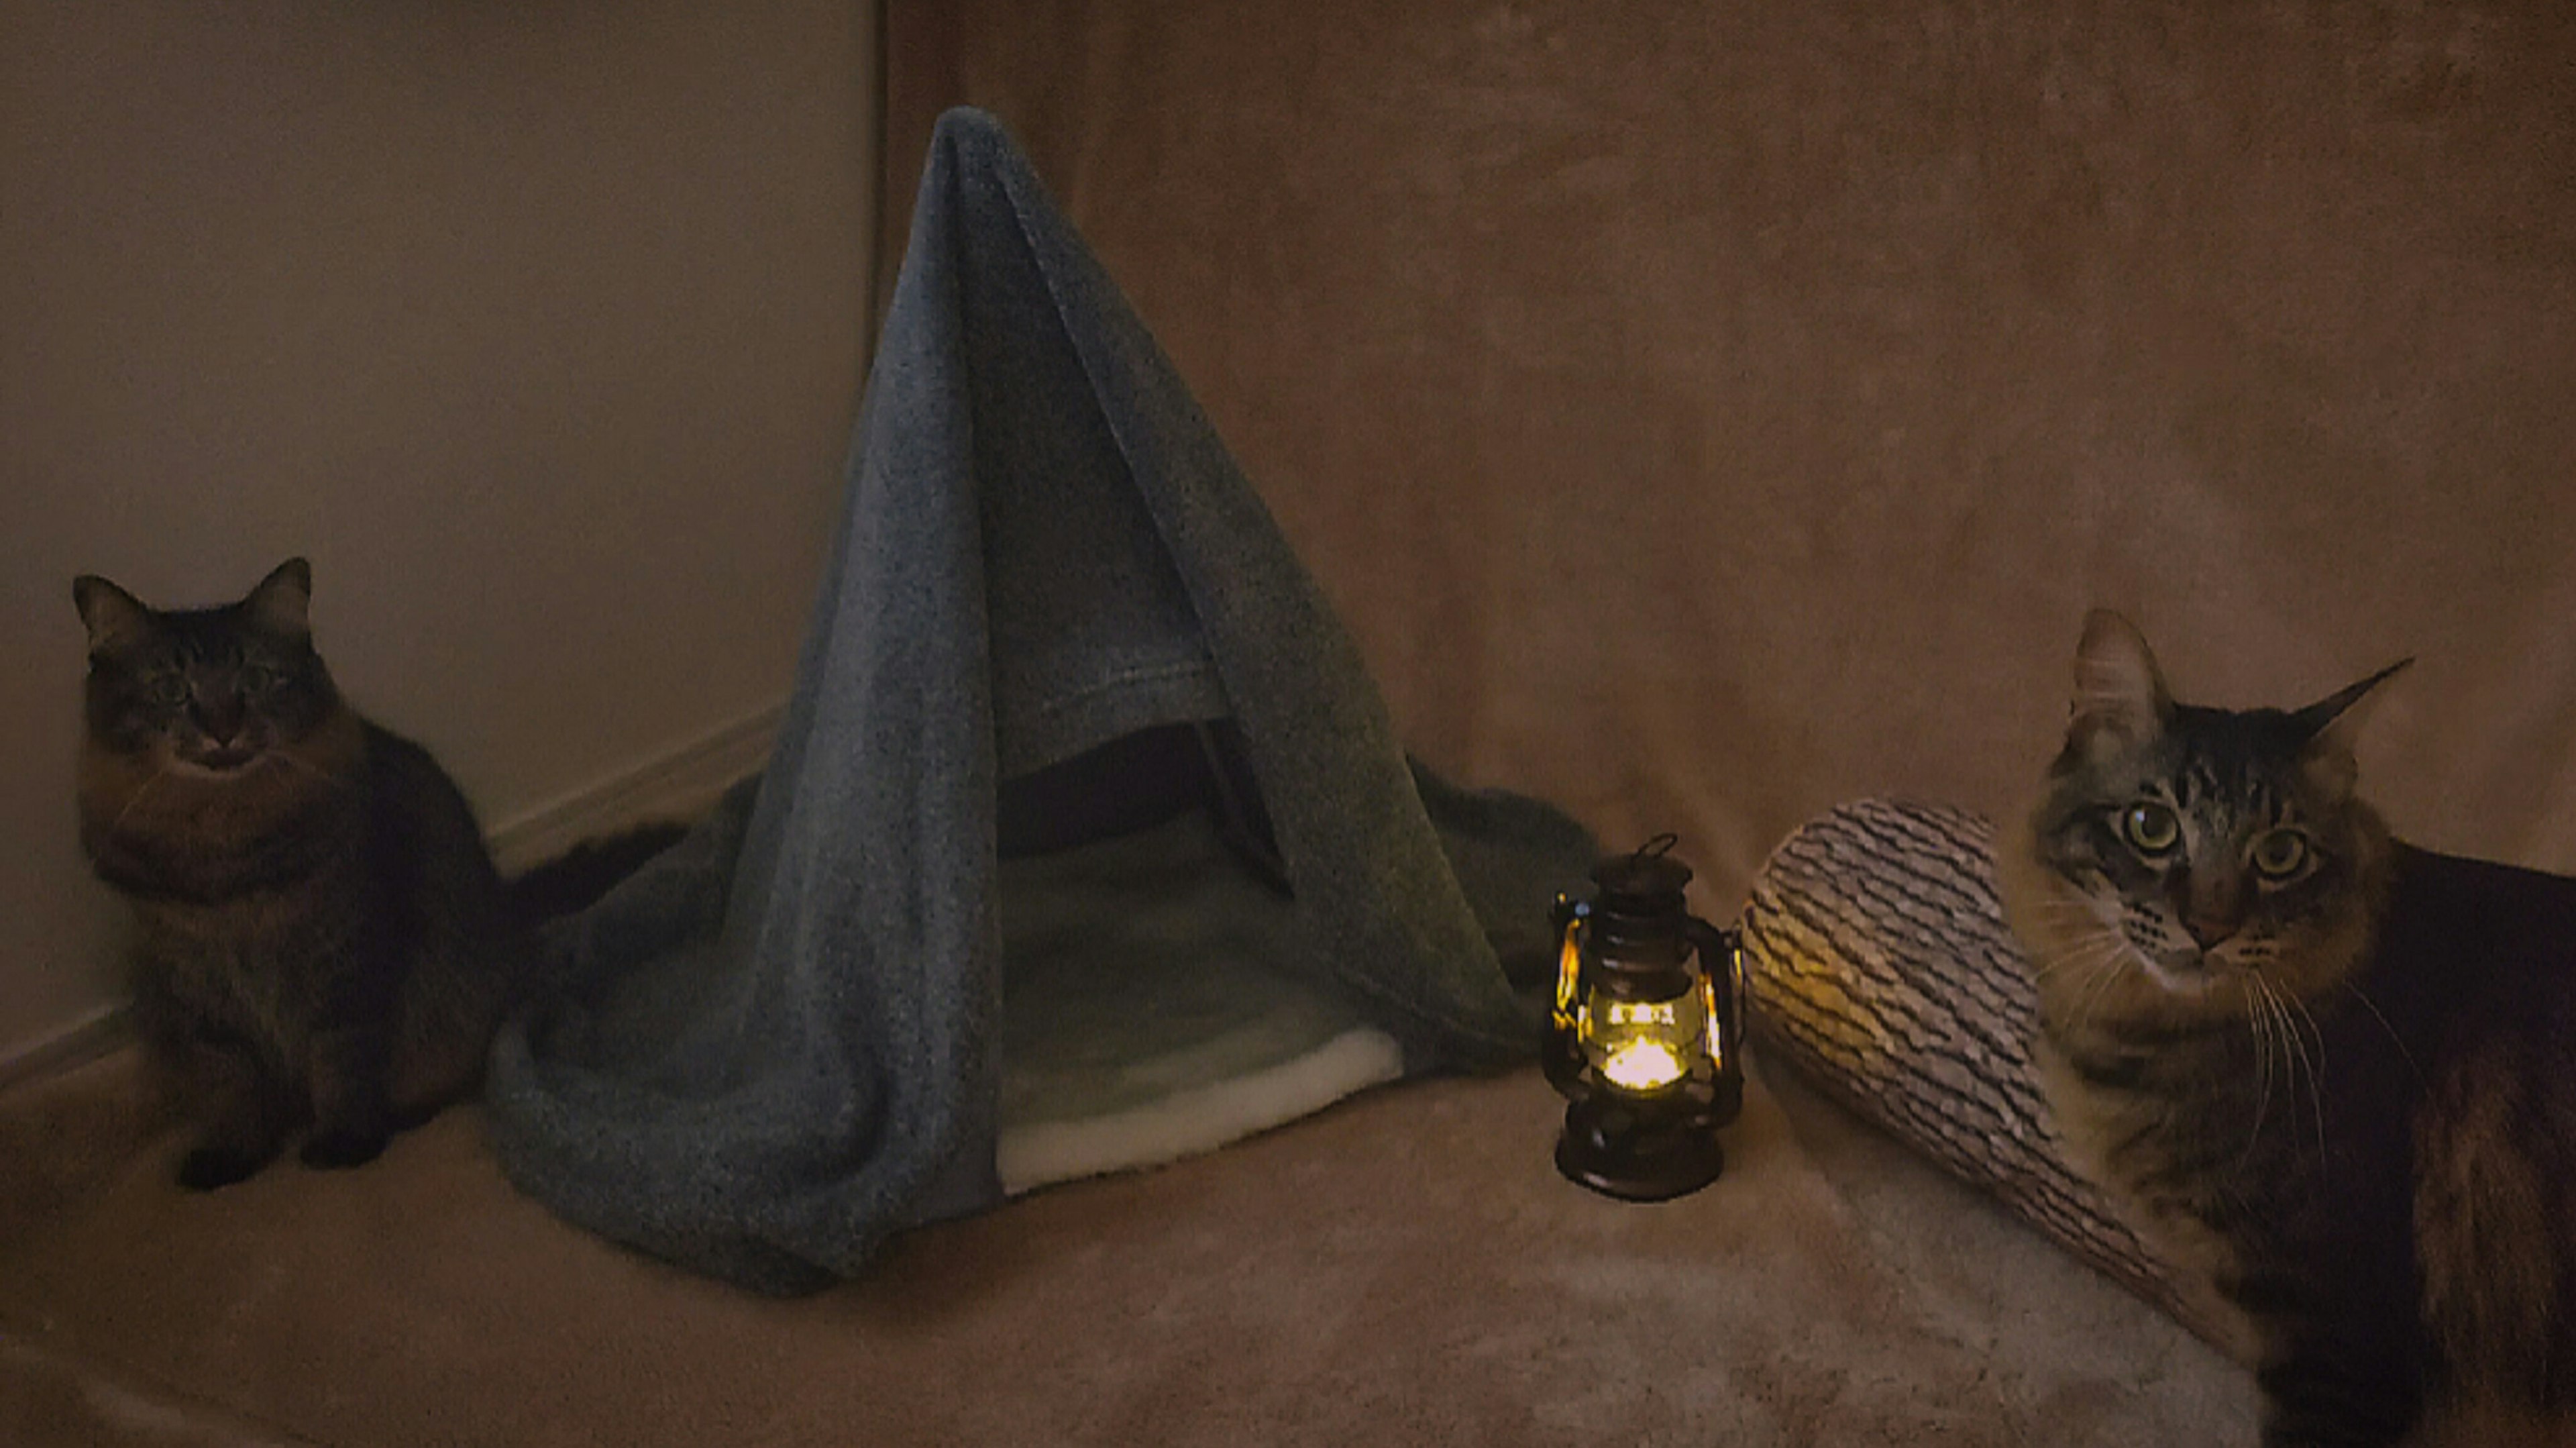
0 1 879 1058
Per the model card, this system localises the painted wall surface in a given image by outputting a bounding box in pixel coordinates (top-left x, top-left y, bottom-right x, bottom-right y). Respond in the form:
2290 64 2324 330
0 1 879 1057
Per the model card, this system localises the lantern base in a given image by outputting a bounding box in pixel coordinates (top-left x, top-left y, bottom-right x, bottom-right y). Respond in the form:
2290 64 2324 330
1554 1095 1724 1202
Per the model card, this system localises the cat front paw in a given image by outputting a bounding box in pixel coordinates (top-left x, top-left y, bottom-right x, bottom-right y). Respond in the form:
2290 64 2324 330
178 1143 278 1190
299 1127 388 1170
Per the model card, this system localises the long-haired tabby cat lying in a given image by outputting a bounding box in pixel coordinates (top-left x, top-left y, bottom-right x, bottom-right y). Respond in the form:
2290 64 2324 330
2000 611 2575 1447
75 559 678 1190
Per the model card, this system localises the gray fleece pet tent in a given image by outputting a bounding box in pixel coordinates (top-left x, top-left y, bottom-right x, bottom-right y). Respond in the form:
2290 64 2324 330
484 108 1597 1295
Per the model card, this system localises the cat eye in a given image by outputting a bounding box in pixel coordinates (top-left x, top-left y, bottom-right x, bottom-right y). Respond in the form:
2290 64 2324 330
2118 801 2181 856
240 663 281 692
148 674 190 707
2251 829 2311 880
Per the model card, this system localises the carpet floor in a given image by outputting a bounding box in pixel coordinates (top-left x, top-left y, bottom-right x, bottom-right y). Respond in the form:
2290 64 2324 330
0 1042 2244 1446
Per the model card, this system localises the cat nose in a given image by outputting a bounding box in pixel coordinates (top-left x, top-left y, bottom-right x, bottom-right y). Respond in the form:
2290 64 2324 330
2184 916 2236 950
192 695 246 743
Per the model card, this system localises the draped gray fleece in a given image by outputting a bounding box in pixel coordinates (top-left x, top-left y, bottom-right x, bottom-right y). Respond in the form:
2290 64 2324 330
484 108 1596 1295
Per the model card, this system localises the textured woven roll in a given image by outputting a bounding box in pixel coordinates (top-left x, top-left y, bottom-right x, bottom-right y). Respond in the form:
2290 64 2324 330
1738 798 2215 1339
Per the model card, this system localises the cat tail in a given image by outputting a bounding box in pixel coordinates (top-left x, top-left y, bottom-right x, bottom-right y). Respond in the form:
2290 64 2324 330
503 821 691 929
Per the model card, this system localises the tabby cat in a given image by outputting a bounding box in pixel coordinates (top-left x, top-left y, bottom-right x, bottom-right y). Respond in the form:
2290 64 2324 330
1998 611 2576 1446
75 559 674 1189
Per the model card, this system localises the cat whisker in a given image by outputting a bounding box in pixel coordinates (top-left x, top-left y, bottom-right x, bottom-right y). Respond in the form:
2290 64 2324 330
107 765 171 837
2286 992 2331 1164
2029 930 2118 982
2338 982 2425 1090
2261 983 2307 1162
270 751 354 791
2031 946 2117 984
2019 907 2123 953
2028 929 2124 984
2263 979 2328 1166
2242 977 2277 1159
2066 945 2135 1037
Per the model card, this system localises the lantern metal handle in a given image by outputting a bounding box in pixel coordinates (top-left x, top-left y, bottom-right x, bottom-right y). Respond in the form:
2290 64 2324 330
1684 916 1747 1131
1542 892 1589 1092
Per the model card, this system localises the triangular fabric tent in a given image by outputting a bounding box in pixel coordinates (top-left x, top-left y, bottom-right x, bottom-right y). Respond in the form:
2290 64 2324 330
484 108 1598 1296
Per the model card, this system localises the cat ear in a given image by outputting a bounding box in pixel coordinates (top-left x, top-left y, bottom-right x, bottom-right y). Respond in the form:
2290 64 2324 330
2067 609 2172 754
242 558 313 639
2295 658 2412 797
72 575 152 656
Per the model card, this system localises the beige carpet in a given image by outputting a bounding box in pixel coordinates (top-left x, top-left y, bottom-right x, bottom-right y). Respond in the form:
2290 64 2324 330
0 1039 2246 1447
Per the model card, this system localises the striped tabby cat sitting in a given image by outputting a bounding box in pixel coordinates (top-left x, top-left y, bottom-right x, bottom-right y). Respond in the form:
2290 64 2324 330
74 560 674 1190
2000 611 2576 1447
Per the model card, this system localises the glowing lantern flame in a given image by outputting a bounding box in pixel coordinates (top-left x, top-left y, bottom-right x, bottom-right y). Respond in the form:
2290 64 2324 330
1600 1040 1688 1092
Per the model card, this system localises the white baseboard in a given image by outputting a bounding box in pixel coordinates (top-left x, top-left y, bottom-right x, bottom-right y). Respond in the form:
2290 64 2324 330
0 702 783 1090
486 701 781 872
0 1002 131 1094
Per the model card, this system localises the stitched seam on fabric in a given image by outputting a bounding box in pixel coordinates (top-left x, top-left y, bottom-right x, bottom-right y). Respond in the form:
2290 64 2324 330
1028 660 1218 719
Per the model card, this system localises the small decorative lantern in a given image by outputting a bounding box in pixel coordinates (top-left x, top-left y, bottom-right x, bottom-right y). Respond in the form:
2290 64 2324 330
1544 834 1746 1200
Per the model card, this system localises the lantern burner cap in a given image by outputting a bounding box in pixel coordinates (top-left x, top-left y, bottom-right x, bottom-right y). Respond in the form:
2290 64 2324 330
1587 834 1695 962
1591 833 1694 909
